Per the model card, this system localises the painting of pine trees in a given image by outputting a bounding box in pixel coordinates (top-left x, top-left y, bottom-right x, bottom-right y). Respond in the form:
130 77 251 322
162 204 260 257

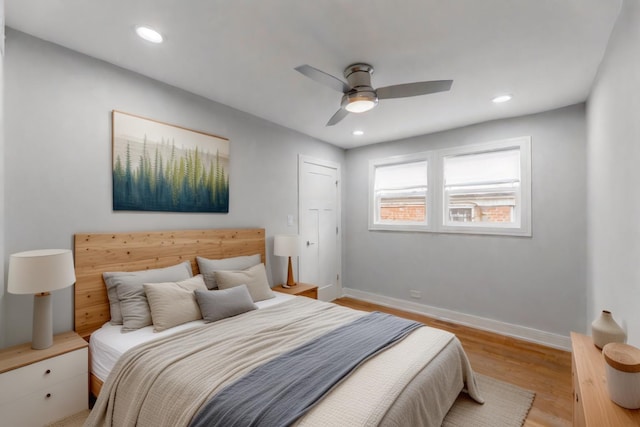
112 111 229 212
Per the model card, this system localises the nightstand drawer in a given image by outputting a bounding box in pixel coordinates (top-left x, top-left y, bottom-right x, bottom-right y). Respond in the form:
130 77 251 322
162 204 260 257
0 347 87 404
0 373 87 427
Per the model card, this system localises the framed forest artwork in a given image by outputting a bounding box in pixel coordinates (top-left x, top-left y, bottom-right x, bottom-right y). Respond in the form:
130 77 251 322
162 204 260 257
112 110 229 213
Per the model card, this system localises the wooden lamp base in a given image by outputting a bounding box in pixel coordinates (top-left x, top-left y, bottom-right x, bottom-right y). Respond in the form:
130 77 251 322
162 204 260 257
282 256 297 288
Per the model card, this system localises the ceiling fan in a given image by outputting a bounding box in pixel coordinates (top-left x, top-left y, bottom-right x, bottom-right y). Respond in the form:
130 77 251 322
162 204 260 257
295 63 453 126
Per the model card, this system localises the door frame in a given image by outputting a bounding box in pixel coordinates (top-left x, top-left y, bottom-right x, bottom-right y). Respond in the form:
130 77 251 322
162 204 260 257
298 155 342 300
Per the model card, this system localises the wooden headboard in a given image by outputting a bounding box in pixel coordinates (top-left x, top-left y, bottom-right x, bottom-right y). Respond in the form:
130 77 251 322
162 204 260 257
74 228 266 339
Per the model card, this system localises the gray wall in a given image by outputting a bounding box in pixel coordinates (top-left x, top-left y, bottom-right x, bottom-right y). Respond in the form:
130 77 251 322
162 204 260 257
587 0 640 346
1 29 344 347
344 104 587 337
5 16 625 349
0 0 6 348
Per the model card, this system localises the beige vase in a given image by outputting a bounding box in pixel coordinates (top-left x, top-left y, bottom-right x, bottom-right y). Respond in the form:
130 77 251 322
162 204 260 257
592 310 627 349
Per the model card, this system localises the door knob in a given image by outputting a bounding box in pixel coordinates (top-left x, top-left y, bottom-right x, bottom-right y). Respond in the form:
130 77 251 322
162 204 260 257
306 241 316 246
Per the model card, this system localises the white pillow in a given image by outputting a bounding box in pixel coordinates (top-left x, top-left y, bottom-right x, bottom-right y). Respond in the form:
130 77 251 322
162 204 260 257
143 275 208 332
214 263 275 302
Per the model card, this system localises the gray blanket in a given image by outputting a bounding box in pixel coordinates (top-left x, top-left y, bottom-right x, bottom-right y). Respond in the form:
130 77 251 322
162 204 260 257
189 312 422 427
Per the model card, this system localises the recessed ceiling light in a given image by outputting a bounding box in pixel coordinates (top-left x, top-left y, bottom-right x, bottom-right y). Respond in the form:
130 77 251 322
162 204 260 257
135 26 164 44
492 94 512 103
352 130 364 136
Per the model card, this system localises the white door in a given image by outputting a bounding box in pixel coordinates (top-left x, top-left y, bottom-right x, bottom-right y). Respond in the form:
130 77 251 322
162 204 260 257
298 156 341 301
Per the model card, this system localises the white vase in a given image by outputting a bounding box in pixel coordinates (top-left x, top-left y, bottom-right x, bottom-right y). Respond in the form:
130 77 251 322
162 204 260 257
592 310 627 349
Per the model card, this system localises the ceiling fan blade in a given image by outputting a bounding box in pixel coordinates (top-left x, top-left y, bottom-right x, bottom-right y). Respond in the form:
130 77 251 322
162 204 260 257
295 64 351 93
326 108 350 126
377 80 453 99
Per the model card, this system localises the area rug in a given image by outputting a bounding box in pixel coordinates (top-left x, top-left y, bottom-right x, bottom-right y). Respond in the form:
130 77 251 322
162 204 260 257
442 374 535 427
48 374 534 427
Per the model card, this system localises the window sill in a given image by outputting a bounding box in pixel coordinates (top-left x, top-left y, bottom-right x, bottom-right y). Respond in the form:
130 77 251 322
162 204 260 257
369 223 532 237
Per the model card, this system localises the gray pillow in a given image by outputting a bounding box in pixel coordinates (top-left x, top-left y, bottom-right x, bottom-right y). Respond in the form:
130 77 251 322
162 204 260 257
103 261 193 325
194 285 257 323
196 254 261 289
215 263 275 302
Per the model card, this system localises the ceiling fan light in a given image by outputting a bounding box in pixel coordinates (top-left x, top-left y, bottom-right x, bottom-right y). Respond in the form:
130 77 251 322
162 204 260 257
343 91 378 113
346 99 376 113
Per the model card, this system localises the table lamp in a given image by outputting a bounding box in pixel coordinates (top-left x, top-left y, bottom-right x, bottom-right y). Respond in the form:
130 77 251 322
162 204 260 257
274 235 299 288
8 249 76 350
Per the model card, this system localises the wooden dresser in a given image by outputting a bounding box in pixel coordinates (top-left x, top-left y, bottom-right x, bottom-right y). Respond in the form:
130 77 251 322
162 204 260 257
571 332 640 426
0 331 88 426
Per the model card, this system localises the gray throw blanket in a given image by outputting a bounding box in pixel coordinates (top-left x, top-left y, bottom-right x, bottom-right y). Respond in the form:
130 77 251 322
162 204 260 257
189 312 422 427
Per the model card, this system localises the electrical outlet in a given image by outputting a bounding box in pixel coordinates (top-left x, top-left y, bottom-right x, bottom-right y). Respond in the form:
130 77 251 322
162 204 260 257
409 290 422 299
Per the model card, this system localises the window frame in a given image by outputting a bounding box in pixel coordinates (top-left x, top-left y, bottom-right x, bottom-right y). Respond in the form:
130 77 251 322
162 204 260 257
368 136 532 237
437 137 531 236
368 151 434 232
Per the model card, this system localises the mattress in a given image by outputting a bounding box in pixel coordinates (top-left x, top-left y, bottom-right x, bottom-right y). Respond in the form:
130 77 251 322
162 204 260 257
90 291 295 381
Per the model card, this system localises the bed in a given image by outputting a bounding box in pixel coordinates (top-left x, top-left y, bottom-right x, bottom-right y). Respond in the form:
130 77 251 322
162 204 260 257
74 228 482 426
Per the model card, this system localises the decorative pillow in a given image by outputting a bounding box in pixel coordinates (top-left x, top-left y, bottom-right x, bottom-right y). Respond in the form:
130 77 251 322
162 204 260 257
117 271 199 333
196 254 261 290
143 275 208 332
103 261 193 325
194 285 257 323
214 263 275 302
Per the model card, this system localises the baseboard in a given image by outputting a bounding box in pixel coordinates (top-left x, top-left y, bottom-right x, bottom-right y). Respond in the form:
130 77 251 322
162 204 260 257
342 287 571 351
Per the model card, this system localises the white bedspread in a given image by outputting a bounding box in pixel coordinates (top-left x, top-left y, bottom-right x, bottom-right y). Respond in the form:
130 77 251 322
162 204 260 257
90 291 294 381
86 297 482 427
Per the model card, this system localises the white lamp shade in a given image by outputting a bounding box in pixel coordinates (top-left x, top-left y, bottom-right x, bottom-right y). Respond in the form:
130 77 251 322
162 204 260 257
8 249 76 294
274 235 299 257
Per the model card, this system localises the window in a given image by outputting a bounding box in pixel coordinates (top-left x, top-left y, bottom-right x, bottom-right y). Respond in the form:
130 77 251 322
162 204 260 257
439 138 531 235
369 137 531 236
369 153 431 231
442 149 520 227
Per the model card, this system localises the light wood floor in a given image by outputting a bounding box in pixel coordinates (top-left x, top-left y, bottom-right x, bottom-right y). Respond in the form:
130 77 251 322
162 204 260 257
334 297 573 427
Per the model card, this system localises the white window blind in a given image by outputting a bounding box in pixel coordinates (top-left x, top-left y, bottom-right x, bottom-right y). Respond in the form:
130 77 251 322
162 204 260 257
444 149 520 187
374 161 428 191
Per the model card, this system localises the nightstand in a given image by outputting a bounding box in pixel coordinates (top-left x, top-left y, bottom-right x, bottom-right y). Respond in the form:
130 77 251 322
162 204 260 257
273 283 318 299
0 331 88 427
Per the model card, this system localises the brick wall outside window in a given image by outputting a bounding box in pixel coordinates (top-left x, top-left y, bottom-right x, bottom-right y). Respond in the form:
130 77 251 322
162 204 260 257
478 205 512 223
380 203 511 223
380 205 426 221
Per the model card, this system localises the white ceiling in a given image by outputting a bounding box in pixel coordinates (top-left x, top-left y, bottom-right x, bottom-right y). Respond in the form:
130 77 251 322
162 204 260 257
5 1 622 149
